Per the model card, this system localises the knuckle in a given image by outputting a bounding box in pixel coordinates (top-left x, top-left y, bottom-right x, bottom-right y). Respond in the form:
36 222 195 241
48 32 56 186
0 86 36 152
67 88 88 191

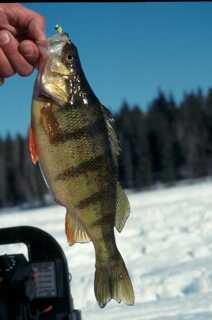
0 30 10 46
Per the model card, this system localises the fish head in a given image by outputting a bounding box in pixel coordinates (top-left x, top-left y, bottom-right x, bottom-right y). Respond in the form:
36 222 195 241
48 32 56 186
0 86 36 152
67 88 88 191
34 30 83 106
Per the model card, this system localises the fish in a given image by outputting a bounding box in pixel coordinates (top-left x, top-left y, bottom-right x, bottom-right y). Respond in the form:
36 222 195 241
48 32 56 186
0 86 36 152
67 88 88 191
29 27 135 308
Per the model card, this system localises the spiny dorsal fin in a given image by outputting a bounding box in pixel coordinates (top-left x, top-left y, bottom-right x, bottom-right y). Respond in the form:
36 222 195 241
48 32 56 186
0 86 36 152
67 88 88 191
65 209 90 245
100 105 121 167
115 182 130 232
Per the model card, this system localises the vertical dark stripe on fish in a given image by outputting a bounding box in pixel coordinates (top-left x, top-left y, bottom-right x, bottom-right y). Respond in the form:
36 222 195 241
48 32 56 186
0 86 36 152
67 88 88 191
91 213 115 228
55 154 107 181
50 118 106 144
76 190 109 210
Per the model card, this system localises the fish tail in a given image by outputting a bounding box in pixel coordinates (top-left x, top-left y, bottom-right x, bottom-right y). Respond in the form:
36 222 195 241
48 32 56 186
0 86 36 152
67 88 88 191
94 251 135 308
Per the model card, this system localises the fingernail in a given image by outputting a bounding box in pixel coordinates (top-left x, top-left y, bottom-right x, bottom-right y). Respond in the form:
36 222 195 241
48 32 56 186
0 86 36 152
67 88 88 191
0 31 10 46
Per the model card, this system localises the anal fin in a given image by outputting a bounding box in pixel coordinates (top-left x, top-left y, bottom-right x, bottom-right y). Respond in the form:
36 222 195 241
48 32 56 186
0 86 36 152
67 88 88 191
115 182 130 233
65 209 90 246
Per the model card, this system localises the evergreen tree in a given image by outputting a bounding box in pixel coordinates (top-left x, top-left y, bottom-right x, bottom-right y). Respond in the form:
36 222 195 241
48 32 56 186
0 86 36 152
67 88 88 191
0 136 7 207
203 88 212 175
147 91 177 183
23 136 48 206
178 90 208 178
129 106 152 189
4 133 18 206
116 101 134 189
13 133 28 204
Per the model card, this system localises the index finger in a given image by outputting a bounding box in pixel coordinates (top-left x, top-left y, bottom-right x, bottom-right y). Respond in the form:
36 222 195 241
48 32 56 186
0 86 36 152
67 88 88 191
3 4 46 42
28 14 46 42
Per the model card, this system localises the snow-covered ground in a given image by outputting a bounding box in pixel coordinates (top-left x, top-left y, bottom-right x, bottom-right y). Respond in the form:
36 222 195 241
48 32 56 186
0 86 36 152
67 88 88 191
1 180 212 319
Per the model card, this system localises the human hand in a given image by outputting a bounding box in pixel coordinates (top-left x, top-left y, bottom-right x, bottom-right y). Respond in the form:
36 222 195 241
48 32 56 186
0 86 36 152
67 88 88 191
0 3 46 80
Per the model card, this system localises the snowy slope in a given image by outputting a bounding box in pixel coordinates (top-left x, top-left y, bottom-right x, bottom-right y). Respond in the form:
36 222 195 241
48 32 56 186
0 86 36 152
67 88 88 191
1 180 212 319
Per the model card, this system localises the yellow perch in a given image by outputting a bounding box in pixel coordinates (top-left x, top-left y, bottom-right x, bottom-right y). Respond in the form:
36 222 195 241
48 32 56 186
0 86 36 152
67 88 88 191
29 28 135 308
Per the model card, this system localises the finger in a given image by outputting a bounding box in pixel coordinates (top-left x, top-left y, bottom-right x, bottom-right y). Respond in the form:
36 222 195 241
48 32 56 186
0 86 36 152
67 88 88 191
0 10 17 36
0 48 15 77
18 40 40 66
3 5 46 42
0 30 33 76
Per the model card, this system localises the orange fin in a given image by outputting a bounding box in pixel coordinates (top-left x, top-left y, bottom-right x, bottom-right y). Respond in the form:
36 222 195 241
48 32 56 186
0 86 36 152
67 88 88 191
65 210 90 246
65 211 75 245
29 127 39 165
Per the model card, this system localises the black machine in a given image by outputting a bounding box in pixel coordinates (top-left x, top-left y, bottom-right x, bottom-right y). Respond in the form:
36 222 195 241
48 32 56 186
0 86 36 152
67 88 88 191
0 226 82 320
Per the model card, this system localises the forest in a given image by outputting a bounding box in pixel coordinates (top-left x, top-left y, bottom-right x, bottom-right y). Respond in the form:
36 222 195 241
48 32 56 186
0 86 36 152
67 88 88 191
0 87 212 208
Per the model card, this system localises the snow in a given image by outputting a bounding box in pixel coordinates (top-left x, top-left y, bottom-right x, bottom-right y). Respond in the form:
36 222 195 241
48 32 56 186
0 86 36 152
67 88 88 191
1 180 212 319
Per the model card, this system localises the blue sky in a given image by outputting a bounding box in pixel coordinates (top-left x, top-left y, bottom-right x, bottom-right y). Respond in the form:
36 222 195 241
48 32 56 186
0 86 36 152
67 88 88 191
1 2 212 136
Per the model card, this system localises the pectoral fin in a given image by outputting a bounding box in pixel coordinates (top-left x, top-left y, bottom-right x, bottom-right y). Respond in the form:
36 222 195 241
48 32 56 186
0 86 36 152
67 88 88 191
40 103 63 144
29 127 39 165
115 182 130 232
65 209 90 246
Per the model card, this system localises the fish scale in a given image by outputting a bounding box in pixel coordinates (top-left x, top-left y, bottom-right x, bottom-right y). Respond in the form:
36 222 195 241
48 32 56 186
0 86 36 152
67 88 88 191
30 28 134 308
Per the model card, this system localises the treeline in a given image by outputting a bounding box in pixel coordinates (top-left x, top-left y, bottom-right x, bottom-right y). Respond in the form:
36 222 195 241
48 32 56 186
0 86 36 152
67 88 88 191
0 134 48 208
0 87 212 208
117 88 212 189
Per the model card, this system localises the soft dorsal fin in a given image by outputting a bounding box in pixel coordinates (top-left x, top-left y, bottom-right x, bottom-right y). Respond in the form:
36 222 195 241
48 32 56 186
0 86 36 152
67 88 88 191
115 182 130 232
101 104 114 119
100 105 121 167
65 209 90 245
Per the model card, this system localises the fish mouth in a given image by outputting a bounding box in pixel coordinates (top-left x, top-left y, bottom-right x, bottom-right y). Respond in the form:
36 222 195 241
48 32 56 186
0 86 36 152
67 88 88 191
37 32 70 57
36 32 71 74
37 60 70 105
35 33 71 104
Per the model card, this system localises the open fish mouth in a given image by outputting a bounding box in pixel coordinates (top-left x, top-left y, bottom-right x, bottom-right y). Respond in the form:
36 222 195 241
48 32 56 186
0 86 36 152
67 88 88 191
37 31 70 56
34 32 71 104
35 30 71 77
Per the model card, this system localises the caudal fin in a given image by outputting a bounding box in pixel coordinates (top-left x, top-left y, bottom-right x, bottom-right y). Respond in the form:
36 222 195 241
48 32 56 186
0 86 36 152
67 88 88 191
94 252 135 308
